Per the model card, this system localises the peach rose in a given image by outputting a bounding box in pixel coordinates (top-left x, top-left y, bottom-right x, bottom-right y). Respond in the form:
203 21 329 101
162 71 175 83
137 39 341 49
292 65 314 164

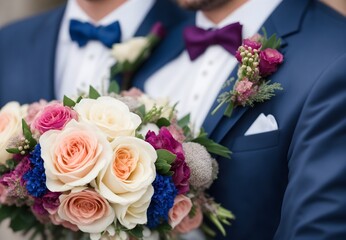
168 195 193 228
175 202 203 233
58 188 115 234
40 120 113 192
113 186 154 229
95 136 156 206
50 212 79 232
74 97 141 140
0 102 27 164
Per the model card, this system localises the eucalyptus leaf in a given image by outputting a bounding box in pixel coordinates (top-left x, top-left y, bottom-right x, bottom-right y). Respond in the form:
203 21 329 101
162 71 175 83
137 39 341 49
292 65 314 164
108 81 120 94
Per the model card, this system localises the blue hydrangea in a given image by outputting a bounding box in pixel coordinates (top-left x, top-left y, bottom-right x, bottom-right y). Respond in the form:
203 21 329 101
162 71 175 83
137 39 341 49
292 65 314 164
23 144 47 197
147 174 178 229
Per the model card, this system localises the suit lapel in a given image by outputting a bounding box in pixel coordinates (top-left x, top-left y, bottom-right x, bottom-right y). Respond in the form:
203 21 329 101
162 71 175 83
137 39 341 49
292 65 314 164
203 0 311 142
30 6 65 100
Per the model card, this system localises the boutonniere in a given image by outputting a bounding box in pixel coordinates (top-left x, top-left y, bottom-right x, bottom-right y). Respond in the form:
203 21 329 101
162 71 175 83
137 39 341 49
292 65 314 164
110 22 166 90
212 29 284 117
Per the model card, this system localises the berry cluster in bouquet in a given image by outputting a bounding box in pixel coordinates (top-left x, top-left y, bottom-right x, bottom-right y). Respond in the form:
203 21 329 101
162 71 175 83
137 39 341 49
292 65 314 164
0 85 233 240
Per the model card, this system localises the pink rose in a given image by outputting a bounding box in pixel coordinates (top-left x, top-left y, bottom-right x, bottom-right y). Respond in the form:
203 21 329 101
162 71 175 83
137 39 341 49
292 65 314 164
40 120 113 192
50 212 79 232
259 48 284 76
175 203 203 233
121 87 144 98
168 195 192 228
58 188 115 234
32 103 77 134
25 100 48 126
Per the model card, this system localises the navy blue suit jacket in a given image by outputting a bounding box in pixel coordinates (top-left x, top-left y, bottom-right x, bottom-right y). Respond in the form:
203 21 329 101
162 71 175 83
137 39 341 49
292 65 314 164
133 0 346 239
0 0 191 107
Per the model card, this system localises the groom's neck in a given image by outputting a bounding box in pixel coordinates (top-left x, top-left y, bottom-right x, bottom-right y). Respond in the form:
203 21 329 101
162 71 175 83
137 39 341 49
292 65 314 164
76 0 127 22
202 0 248 24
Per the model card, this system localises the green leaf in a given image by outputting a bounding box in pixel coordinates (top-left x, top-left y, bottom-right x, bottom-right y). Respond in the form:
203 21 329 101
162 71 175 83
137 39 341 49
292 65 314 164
155 222 172 233
5 159 15 169
192 131 231 159
135 105 146 119
22 119 37 148
108 81 120 94
63 95 76 107
6 148 20 154
178 114 190 128
89 86 101 99
156 149 176 164
156 118 170 128
128 225 143 238
0 205 16 223
76 96 83 103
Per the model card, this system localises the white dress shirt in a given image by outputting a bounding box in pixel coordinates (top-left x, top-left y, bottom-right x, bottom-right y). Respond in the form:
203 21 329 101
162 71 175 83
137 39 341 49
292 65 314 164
145 0 282 130
55 0 154 100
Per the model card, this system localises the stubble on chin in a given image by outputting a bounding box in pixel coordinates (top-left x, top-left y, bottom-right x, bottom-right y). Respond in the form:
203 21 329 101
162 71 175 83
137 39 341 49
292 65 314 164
176 0 230 11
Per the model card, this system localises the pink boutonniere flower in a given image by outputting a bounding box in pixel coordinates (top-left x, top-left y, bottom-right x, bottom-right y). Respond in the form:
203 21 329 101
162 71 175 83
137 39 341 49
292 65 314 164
213 29 284 117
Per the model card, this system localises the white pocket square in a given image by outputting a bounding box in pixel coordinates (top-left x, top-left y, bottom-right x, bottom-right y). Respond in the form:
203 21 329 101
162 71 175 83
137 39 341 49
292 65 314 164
244 113 278 136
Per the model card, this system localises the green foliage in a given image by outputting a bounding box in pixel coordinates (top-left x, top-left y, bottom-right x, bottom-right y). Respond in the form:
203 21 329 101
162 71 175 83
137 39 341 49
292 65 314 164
108 80 120 94
192 129 231 159
156 118 171 128
89 86 101 99
155 149 175 176
63 95 76 107
127 225 144 238
260 27 282 50
22 119 37 149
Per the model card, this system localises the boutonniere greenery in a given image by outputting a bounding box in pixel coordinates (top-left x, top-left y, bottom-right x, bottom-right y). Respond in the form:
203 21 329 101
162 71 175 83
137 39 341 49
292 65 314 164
212 29 284 117
110 22 166 90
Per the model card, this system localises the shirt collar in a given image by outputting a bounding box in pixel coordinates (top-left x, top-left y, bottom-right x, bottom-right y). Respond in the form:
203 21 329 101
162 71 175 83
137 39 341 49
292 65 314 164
60 0 155 43
196 0 283 39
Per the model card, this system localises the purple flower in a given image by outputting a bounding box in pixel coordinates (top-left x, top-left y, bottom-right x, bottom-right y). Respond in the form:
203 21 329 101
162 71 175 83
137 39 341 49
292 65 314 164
0 157 33 206
259 48 284 76
150 22 166 39
146 128 190 194
42 191 61 214
243 38 262 50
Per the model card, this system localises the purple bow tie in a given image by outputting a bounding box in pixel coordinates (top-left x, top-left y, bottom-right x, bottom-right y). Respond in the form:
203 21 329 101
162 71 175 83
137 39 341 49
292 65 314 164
183 22 243 61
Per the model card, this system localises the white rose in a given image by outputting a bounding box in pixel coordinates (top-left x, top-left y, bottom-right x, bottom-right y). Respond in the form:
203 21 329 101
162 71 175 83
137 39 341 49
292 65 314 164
138 123 159 137
74 97 141 140
137 95 173 119
113 185 154 229
40 120 113 192
0 102 26 164
112 37 149 63
95 136 156 205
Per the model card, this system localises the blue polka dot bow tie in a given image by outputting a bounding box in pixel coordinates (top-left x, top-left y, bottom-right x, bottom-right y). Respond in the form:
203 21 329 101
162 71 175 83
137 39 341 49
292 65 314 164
69 19 121 48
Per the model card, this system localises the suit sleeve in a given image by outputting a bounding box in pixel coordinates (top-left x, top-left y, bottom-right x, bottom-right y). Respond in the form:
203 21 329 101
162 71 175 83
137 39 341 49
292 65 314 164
274 53 346 240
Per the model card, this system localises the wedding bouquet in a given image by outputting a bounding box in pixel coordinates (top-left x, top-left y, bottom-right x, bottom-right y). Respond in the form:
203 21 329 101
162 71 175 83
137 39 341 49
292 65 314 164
0 85 233 240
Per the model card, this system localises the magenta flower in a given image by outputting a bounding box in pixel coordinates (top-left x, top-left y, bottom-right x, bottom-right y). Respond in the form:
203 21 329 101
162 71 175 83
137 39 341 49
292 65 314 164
259 48 284 76
146 128 190 194
243 38 262 50
150 22 166 39
31 103 78 134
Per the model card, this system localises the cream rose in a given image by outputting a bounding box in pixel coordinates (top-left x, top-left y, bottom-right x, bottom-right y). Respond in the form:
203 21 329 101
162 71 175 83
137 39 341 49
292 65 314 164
137 95 173 119
0 102 26 164
111 37 149 63
74 97 141 140
113 186 154 229
168 195 193 228
58 187 115 234
40 120 113 192
95 136 156 205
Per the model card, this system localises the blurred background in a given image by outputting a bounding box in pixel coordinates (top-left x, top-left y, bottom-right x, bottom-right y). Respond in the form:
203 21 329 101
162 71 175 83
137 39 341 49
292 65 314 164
0 0 66 27
0 3 67 239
